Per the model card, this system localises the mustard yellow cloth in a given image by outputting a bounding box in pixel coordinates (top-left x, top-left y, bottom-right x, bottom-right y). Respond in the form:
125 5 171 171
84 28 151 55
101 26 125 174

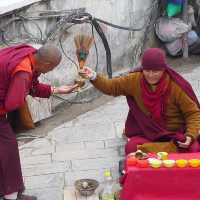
137 142 177 153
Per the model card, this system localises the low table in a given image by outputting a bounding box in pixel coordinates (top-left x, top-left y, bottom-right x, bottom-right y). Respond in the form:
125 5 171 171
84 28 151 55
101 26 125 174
120 152 200 200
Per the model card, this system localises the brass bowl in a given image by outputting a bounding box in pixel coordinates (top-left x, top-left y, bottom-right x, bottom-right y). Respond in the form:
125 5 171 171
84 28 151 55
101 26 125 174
128 150 148 160
75 78 85 88
75 179 99 196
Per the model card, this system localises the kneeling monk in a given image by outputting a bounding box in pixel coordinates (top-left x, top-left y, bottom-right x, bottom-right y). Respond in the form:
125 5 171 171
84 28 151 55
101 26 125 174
0 44 78 200
79 48 200 155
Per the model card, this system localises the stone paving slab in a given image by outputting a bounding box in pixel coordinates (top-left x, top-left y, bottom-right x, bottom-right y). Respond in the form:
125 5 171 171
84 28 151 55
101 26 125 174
19 96 127 200
18 64 200 200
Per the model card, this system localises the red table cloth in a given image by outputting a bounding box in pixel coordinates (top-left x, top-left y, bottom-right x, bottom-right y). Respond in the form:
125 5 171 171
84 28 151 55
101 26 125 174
120 153 200 200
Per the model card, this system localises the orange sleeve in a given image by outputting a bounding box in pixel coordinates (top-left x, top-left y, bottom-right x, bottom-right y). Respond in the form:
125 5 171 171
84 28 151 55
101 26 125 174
0 57 33 116
11 57 32 77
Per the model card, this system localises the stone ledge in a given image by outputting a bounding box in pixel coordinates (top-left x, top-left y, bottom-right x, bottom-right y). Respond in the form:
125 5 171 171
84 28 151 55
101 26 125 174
0 0 42 15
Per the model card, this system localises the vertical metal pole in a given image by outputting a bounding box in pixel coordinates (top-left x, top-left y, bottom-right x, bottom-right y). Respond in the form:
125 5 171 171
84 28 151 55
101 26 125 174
182 0 188 58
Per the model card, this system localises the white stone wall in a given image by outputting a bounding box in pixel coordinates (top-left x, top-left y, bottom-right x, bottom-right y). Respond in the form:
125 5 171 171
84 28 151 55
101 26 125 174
0 0 42 15
0 0 157 122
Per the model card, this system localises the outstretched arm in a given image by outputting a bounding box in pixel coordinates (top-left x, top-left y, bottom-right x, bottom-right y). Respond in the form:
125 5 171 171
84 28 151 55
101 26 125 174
30 74 78 98
79 67 137 96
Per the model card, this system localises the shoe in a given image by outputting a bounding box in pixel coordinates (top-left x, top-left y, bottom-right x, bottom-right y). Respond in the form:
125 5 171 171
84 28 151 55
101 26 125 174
17 194 37 200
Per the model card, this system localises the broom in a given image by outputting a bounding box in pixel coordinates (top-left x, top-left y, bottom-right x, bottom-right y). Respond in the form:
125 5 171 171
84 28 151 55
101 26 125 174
74 34 94 88
74 34 94 69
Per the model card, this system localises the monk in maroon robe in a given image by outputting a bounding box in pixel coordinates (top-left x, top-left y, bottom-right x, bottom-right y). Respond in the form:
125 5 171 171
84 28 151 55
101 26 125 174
0 44 78 200
79 48 200 154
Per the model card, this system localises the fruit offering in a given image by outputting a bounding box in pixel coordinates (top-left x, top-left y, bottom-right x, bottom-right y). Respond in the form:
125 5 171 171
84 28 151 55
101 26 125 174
136 159 149 168
157 152 168 160
163 160 175 168
176 159 188 168
149 158 162 168
188 159 200 168
127 156 137 167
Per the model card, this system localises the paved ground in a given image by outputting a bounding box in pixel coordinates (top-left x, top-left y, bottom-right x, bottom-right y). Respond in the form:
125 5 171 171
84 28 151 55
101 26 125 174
17 58 200 200
18 96 127 200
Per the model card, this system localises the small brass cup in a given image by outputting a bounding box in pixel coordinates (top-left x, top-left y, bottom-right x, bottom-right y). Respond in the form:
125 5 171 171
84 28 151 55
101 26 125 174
75 78 85 88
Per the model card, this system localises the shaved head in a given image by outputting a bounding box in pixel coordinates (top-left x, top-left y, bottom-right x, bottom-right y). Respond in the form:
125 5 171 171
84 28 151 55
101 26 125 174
34 44 62 73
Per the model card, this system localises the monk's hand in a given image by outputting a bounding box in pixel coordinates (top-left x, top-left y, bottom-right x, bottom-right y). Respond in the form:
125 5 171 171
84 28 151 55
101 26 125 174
177 136 192 149
79 67 96 80
51 84 79 95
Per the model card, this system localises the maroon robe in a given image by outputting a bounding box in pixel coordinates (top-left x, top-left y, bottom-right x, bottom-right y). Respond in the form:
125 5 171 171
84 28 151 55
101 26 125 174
124 66 200 154
0 44 51 195
0 118 24 195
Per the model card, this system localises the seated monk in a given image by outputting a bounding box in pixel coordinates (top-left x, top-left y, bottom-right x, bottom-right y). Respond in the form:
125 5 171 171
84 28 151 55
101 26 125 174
79 48 200 155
